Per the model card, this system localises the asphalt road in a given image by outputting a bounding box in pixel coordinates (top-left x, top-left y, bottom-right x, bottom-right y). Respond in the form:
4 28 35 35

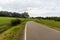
25 21 60 40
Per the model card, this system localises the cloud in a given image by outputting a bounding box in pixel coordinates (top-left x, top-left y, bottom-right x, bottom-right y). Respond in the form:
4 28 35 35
0 6 3 11
0 0 60 17
27 8 51 17
0 0 15 3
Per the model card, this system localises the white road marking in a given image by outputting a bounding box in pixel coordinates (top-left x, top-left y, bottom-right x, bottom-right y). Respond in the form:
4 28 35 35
24 23 27 40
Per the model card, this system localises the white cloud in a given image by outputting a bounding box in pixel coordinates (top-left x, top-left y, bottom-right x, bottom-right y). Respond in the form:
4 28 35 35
0 0 60 17
0 0 15 4
27 8 51 16
0 6 3 11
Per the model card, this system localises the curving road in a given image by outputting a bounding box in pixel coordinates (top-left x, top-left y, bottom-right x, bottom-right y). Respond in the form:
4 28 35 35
24 21 60 40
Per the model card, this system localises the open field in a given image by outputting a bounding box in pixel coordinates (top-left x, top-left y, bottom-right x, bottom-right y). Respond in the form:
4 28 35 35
0 17 26 33
0 17 27 40
33 19 60 31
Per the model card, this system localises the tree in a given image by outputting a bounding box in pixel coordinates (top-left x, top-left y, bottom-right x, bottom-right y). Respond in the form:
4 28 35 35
0 11 30 18
21 12 29 18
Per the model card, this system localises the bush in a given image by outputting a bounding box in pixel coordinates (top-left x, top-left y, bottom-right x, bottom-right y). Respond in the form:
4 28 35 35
55 18 60 21
11 19 21 26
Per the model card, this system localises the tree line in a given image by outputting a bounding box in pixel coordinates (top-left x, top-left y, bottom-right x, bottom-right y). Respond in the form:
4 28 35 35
35 16 60 21
0 11 29 18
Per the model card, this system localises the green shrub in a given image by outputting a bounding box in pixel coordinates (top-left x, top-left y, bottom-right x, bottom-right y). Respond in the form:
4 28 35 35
11 19 21 26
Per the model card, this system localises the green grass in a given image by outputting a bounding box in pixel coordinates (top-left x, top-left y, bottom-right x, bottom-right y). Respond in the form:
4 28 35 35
0 17 27 40
0 17 16 25
0 21 26 40
0 17 15 33
34 19 60 31
0 17 25 25
0 17 26 33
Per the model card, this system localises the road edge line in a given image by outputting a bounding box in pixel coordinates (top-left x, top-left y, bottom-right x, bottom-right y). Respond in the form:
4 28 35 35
24 23 27 40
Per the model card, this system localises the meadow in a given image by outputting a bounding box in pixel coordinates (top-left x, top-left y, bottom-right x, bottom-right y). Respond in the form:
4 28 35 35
0 17 26 40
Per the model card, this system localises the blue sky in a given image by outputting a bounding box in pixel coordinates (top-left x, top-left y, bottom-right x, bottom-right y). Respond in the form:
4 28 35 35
0 0 60 17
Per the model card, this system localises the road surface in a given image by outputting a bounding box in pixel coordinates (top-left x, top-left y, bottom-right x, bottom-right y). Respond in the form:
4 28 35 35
24 21 60 40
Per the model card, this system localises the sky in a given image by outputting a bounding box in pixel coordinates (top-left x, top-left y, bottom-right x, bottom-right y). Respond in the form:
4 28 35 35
0 0 60 17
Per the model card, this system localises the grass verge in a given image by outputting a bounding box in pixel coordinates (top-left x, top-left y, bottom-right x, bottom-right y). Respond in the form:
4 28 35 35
0 21 26 40
34 19 60 31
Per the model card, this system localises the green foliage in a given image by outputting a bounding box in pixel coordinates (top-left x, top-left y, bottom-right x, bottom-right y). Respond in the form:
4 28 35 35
10 19 21 26
35 17 60 21
0 11 30 18
21 12 29 18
